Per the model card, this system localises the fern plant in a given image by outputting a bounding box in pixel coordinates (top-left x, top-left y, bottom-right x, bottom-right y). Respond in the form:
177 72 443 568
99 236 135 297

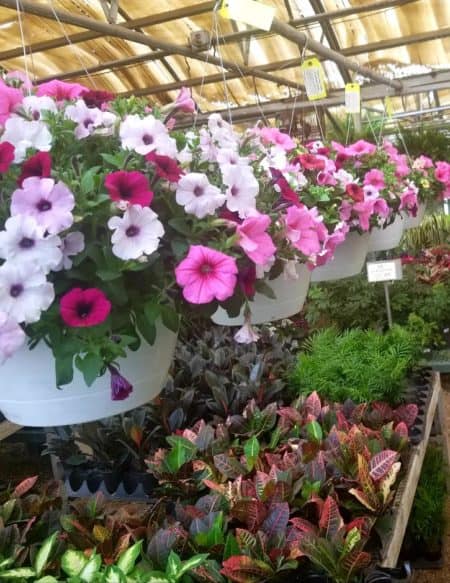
291 327 421 404
401 213 450 254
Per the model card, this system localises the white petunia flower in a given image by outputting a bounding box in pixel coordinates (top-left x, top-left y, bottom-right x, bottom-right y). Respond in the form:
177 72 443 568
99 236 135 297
221 165 259 218
0 311 25 365
175 173 226 219
108 205 164 260
55 231 85 270
0 262 54 324
119 114 177 157
0 215 62 273
65 100 116 139
21 95 58 120
1 117 52 163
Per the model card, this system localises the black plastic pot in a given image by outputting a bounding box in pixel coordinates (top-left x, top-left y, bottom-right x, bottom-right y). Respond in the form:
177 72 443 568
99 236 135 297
368 563 412 581
59 466 158 500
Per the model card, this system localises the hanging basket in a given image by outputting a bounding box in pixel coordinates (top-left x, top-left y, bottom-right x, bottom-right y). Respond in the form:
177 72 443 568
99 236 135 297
368 215 404 252
212 264 311 326
0 324 177 427
403 202 427 230
311 232 370 283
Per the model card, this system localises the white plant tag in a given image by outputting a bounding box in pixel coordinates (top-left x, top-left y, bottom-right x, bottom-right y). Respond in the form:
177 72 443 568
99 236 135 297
219 0 275 32
345 83 360 113
301 58 327 100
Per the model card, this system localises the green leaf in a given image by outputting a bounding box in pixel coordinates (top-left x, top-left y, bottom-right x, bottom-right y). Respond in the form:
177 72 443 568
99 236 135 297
144 572 169 583
61 550 88 577
97 269 122 282
160 306 180 333
34 532 58 576
34 577 59 583
103 566 126 583
136 313 156 345
223 534 240 561
101 153 124 168
254 280 276 300
164 436 198 473
169 218 192 236
144 302 160 326
79 553 101 582
306 420 323 442
116 541 143 576
55 353 74 387
176 554 209 580
166 551 182 581
75 353 104 387
244 436 260 471
0 568 36 579
80 166 100 195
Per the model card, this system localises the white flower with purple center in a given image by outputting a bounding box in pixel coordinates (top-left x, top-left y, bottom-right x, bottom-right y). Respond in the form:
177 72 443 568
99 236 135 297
221 165 259 218
176 173 226 219
217 148 249 167
119 114 177 157
0 215 62 273
65 100 116 139
0 117 52 163
363 184 381 198
0 311 25 364
21 95 57 121
55 231 85 270
11 177 75 235
0 262 54 324
108 205 164 260
260 146 288 172
334 169 355 187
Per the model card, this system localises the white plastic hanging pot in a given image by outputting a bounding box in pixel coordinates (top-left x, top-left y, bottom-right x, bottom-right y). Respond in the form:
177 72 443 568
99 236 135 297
311 231 370 283
368 215 404 252
212 264 311 326
0 324 177 427
403 202 427 230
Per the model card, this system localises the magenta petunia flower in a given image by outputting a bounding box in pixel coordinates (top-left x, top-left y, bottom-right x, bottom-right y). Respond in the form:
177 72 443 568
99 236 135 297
285 206 325 258
81 89 115 108
108 365 133 401
296 153 326 171
236 214 276 266
0 142 14 173
174 87 196 114
435 161 450 184
175 245 238 305
17 152 52 186
60 287 111 328
345 183 364 202
105 170 154 206
11 177 74 234
345 139 377 157
36 79 88 101
146 152 184 183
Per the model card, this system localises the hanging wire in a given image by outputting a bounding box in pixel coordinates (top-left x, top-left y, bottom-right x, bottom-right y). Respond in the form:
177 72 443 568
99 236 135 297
212 9 234 126
46 0 98 89
15 0 32 95
287 39 307 136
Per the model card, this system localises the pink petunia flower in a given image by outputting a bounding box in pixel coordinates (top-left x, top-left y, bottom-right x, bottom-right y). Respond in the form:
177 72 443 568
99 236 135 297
364 168 385 191
0 79 23 124
105 171 154 206
0 311 25 364
174 87 196 114
259 127 296 151
285 206 325 257
175 245 238 304
345 139 377 157
146 151 184 183
0 142 14 173
60 287 111 327
399 187 419 216
17 152 52 186
11 177 75 235
234 319 260 344
36 79 88 101
236 214 276 266
346 183 364 202
435 161 450 184
413 155 433 171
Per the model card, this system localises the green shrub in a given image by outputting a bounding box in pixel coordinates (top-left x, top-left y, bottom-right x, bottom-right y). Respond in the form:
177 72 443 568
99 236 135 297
291 326 421 404
407 445 447 550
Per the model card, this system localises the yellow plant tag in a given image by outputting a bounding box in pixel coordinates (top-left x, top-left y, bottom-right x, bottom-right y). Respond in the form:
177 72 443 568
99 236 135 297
384 96 393 118
345 83 360 113
219 0 275 32
301 58 327 100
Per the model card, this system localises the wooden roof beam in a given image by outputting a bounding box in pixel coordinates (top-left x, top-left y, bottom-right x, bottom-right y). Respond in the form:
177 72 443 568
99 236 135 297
0 0 303 92
0 1 216 61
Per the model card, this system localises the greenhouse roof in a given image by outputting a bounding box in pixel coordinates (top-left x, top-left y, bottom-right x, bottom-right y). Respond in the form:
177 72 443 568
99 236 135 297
0 0 449 123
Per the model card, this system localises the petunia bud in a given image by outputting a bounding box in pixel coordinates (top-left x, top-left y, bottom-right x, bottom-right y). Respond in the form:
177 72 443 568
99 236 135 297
108 365 133 401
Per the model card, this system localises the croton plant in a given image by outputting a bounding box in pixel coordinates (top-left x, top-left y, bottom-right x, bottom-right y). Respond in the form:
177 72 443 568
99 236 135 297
0 71 448 394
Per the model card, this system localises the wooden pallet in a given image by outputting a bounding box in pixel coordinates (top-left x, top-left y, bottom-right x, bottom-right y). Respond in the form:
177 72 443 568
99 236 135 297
380 372 443 568
0 420 23 441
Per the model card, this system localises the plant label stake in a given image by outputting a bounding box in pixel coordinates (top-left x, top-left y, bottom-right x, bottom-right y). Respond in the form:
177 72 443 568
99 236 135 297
367 259 403 328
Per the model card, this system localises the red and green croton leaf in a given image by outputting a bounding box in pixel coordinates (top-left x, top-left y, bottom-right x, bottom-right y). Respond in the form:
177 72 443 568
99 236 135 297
221 556 274 583
319 496 344 540
369 450 399 481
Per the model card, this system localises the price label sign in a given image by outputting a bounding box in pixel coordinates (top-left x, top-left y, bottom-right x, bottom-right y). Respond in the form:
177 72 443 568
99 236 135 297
301 58 327 100
345 83 360 113
219 0 275 31
367 259 403 283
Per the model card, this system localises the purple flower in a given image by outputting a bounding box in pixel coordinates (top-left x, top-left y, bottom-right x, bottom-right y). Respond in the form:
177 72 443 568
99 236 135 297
109 365 133 401
11 177 75 234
